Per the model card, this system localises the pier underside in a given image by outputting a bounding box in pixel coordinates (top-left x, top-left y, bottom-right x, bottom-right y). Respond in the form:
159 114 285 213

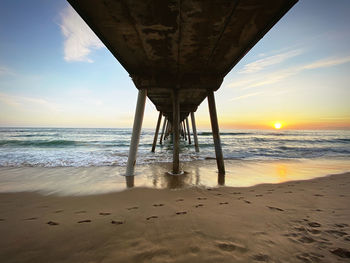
67 0 298 175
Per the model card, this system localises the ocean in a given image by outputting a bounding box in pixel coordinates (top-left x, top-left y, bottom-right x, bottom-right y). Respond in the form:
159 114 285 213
0 127 349 195
0 127 349 167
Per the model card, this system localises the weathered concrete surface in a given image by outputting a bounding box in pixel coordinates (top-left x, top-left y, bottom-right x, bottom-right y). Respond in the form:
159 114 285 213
68 0 297 121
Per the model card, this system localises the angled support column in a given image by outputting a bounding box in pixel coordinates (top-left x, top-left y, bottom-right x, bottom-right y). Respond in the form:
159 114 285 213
207 90 225 175
165 121 171 140
185 117 191 144
183 121 187 140
190 112 199 152
159 117 167 145
172 90 180 174
151 111 162 152
126 89 147 176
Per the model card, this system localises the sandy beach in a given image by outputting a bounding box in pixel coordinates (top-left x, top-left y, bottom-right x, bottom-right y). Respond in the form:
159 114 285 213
1 172 350 262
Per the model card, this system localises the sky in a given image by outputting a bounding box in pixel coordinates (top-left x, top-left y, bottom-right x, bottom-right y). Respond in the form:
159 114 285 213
0 0 349 130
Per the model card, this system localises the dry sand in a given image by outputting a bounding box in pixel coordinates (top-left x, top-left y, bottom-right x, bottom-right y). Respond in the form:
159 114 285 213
1 172 350 263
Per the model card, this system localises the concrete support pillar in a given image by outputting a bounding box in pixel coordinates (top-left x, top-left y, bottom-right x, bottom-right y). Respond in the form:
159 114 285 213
185 117 191 144
190 112 199 152
172 90 180 174
151 111 162 152
126 89 147 176
207 90 225 175
180 122 184 138
183 121 187 140
159 117 167 145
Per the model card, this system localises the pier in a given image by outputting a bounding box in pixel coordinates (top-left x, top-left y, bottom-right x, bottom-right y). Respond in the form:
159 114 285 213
68 0 298 176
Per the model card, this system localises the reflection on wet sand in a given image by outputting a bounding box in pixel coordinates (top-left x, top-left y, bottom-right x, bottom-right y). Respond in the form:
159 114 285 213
125 162 226 189
1 158 349 195
124 158 350 190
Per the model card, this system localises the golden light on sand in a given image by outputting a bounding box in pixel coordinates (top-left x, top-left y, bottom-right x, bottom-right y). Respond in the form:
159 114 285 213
274 122 282 129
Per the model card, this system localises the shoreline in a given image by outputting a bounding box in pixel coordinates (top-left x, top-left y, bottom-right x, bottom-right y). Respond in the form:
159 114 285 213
1 158 349 196
1 172 350 262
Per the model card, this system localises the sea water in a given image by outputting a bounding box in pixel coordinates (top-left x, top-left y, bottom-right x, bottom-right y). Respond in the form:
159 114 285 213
0 128 349 195
1 128 349 167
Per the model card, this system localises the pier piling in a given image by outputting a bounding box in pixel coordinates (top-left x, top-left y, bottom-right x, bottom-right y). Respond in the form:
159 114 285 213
126 89 147 176
159 117 167 145
207 91 225 175
151 111 162 152
186 117 191 144
172 90 180 174
191 112 199 152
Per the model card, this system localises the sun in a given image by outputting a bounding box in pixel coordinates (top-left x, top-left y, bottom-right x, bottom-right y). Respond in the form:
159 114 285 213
274 122 282 129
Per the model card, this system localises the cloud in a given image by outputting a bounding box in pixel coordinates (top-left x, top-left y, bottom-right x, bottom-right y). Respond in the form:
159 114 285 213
0 66 14 76
239 49 303 74
229 91 264 101
303 55 350 70
228 54 350 90
228 68 299 90
60 5 104 62
0 92 60 112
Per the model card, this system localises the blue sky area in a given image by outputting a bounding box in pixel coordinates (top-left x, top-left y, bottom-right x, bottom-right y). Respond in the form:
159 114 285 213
0 0 349 129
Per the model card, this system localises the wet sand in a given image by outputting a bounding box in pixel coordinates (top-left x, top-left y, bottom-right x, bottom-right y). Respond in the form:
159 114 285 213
1 172 350 262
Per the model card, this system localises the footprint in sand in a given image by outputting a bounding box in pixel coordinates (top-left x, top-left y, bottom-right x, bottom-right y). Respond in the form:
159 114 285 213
267 206 284 212
298 236 315 244
330 248 350 258
77 219 91 223
127 206 139 210
308 228 321 235
219 202 229 205
308 222 321 228
111 220 124 225
99 212 111 216
24 217 38 221
195 204 204 208
325 229 348 237
0 219 4 222
284 191 293 194
243 200 251 204
197 197 207 200
314 194 324 197
146 216 158 220
176 211 187 215
54 210 64 213
153 204 164 207
334 223 349 228
176 199 184 202
255 194 263 197
75 210 87 214
253 253 270 262
216 241 248 253
47 221 59 226
296 252 324 262
231 192 241 195
215 193 222 196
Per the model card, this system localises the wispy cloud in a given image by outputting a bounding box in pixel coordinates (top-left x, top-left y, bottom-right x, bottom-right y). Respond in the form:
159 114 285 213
60 5 104 62
303 55 350 70
229 54 350 90
0 92 60 112
0 66 14 76
239 49 303 74
229 91 264 101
